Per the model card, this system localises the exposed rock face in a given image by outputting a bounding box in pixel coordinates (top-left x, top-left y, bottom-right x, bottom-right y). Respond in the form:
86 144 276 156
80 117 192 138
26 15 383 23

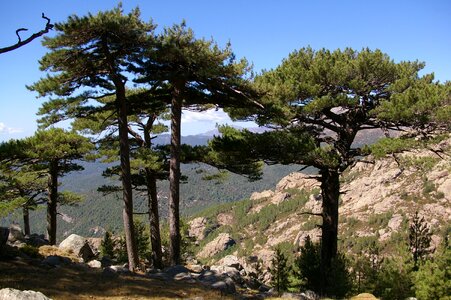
188 217 208 241
198 270 236 294
271 192 291 205
0 288 52 300
86 237 102 256
198 233 235 258
276 172 320 192
250 190 274 201
58 234 94 262
217 213 233 226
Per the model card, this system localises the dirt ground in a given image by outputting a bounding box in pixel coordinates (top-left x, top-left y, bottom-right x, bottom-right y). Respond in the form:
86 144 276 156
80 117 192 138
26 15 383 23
0 258 234 300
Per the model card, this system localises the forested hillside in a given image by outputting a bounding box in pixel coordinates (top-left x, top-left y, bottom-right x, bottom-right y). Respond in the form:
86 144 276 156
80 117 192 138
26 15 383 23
1 158 303 240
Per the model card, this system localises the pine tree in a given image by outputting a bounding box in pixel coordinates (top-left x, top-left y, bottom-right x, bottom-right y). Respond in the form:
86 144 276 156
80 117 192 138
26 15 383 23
0 129 92 244
270 247 290 295
27 5 155 270
409 211 433 271
100 231 116 259
134 22 258 265
209 47 450 295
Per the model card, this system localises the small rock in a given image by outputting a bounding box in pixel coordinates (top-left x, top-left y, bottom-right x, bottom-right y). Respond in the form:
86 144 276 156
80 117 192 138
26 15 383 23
87 260 101 268
281 292 303 299
299 290 319 300
186 264 203 273
0 288 52 300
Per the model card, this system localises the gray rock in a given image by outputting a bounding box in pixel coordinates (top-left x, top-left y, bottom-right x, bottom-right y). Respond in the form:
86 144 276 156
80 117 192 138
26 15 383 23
162 265 194 282
8 224 24 243
281 292 303 299
0 288 52 300
59 234 94 262
198 270 236 294
299 290 319 300
42 255 71 267
211 279 236 294
25 234 48 247
219 255 242 270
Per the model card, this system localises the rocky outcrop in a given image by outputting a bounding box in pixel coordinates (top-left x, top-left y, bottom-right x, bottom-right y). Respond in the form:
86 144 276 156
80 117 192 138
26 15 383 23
0 288 51 300
197 233 235 258
250 190 274 201
58 234 94 262
217 213 233 226
188 217 208 241
276 172 320 192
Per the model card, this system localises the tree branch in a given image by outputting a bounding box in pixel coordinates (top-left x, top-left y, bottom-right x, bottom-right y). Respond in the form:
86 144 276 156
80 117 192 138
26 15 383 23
0 13 54 54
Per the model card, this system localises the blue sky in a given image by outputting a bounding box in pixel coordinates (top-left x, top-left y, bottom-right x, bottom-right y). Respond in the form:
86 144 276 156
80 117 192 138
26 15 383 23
0 0 450 141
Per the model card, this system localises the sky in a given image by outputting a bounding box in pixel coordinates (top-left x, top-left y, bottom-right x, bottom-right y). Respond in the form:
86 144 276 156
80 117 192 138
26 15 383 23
0 0 450 142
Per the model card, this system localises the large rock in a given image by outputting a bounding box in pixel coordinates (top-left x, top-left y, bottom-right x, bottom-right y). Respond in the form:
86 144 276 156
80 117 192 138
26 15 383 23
188 217 208 241
197 233 235 258
198 270 236 294
0 288 52 300
218 255 242 270
58 234 94 262
25 234 48 247
8 224 24 243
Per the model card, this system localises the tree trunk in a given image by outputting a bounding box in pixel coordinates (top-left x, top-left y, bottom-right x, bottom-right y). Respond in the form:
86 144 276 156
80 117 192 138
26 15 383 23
169 83 182 266
319 168 340 295
46 161 58 245
116 83 139 271
23 206 30 236
145 168 163 269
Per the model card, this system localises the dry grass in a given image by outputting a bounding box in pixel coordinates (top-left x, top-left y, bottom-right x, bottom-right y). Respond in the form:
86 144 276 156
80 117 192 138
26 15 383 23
0 259 234 299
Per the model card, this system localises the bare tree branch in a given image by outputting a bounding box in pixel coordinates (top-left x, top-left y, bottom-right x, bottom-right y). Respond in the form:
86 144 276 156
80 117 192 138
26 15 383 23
0 13 53 54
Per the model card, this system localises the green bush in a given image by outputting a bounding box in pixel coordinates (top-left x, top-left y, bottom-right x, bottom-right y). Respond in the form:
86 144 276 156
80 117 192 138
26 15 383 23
413 244 451 299
270 246 291 295
100 231 116 259
20 244 40 258
373 258 415 300
294 236 352 298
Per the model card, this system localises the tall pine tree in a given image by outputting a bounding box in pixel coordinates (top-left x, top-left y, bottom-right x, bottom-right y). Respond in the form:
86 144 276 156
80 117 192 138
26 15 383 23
134 23 259 265
27 5 155 269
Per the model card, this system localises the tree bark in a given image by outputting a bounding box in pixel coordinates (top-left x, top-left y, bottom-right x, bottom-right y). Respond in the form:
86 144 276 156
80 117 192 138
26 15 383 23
169 83 183 266
319 168 340 295
46 160 58 245
116 83 139 271
23 206 30 236
145 168 163 269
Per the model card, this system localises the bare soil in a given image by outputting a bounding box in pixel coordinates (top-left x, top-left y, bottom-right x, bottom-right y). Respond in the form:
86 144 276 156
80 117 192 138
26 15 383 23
0 258 233 299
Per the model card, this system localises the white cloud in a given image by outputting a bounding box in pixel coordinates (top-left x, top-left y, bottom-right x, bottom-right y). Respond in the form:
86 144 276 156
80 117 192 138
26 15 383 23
0 122 23 135
181 109 230 123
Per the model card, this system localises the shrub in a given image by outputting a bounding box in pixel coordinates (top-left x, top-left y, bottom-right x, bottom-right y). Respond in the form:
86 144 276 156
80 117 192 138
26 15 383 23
100 231 116 259
270 246 291 295
414 249 451 300
294 236 352 298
